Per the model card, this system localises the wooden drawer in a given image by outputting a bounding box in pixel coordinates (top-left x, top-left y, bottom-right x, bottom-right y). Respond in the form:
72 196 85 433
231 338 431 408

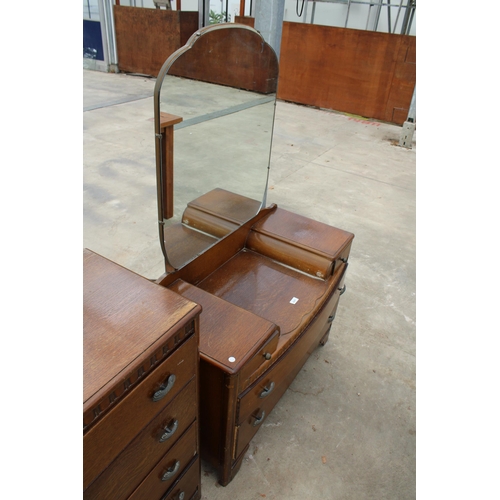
84 378 197 499
234 275 347 459
84 334 197 489
160 456 201 500
326 267 346 325
128 423 198 500
237 329 279 393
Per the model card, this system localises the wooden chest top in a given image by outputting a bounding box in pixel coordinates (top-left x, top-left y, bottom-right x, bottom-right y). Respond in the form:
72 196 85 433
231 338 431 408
83 249 201 425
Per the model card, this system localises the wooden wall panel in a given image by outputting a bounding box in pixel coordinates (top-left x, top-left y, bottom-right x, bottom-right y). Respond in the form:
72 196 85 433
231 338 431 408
113 6 198 77
278 22 416 125
385 38 416 123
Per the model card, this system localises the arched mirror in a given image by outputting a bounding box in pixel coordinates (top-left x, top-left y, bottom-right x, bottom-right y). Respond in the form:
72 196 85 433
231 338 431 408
153 23 279 272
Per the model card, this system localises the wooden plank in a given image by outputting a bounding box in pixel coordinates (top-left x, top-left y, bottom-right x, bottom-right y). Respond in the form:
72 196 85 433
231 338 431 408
278 22 416 124
385 36 416 124
159 113 183 219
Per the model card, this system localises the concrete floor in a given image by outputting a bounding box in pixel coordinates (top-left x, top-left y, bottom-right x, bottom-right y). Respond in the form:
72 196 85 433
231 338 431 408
83 68 416 499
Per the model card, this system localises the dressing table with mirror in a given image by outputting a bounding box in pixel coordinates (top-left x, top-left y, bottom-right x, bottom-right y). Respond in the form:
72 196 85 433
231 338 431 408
83 22 354 498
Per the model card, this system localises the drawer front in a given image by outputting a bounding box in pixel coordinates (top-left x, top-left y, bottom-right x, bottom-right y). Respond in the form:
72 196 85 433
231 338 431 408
160 456 200 500
326 267 346 325
128 423 198 500
237 330 279 393
84 379 197 499
84 334 197 489
234 278 346 459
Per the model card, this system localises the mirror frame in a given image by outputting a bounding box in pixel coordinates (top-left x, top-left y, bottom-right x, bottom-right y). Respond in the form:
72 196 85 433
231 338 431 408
153 23 278 272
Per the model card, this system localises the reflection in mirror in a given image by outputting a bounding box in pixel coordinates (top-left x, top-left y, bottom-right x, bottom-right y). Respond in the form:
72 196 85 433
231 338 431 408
154 24 278 272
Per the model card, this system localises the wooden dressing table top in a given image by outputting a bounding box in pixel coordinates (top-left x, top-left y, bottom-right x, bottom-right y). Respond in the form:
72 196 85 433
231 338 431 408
168 279 278 374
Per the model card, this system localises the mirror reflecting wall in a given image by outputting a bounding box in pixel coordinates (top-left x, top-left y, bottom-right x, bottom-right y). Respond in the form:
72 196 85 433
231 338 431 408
154 24 279 271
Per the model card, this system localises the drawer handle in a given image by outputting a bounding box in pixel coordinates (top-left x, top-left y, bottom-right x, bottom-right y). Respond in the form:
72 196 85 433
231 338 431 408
327 313 335 324
159 419 179 442
176 493 185 500
339 284 346 295
153 374 176 402
259 381 275 398
263 352 272 360
253 410 265 426
161 460 180 481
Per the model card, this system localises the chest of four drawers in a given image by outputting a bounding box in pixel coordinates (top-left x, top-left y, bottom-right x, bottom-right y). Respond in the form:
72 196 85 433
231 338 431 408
83 250 202 500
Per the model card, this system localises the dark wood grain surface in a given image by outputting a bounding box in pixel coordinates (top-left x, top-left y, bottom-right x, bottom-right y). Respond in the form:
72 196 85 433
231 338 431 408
156 205 277 287
278 22 416 124
168 279 278 375
186 188 262 226
84 379 197 500
84 334 198 489
198 250 331 337
126 423 198 500
160 113 183 220
83 249 200 408
250 207 354 259
160 456 200 500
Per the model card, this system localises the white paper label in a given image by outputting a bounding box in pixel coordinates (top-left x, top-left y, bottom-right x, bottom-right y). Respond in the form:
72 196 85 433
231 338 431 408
290 297 299 304
228 356 236 363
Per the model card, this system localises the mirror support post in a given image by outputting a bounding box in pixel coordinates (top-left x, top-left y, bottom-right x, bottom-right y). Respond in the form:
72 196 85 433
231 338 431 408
159 113 183 220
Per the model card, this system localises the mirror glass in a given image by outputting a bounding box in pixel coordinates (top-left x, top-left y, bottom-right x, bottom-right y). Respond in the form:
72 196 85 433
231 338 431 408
154 24 279 271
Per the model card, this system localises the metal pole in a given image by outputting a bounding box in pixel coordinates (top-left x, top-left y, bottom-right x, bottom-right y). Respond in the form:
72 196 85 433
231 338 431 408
365 3 372 31
345 0 351 28
387 0 391 33
373 0 382 31
407 2 415 35
303 0 309 23
408 85 416 122
400 0 411 35
198 0 209 28
254 0 285 59
101 0 118 71
398 85 416 149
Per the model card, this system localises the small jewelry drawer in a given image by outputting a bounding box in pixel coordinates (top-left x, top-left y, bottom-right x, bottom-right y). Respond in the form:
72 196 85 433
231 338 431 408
84 334 197 489
128 423 198 500
84 378 197 499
